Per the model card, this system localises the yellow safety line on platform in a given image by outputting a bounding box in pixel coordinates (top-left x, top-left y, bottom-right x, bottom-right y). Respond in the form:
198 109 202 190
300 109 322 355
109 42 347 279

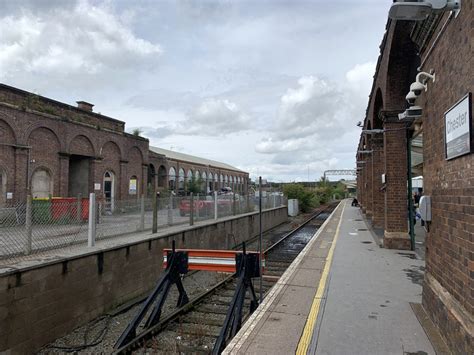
296 202 346 355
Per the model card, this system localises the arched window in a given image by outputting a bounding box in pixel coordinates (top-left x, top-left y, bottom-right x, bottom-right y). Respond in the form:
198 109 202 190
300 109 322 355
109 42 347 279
158 165 167 188
169 167 176 190
178 168 185 189
104 171 115 211
187 170 193 181
201 171 207 193
31 168 53 199
147 164 156 191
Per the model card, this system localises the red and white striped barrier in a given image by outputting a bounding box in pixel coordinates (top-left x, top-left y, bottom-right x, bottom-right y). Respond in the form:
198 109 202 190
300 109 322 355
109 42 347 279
163 248 265 273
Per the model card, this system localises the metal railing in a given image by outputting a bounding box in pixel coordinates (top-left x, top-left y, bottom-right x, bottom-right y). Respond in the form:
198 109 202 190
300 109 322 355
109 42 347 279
0 193 286 262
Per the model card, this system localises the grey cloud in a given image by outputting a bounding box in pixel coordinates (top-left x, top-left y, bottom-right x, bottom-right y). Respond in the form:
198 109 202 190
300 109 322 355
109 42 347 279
134 97 251 139
0 0 161 91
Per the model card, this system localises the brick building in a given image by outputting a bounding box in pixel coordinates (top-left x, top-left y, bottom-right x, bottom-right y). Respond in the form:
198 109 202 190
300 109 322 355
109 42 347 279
149 147 248 195
356 4 472 354
0 84 249 208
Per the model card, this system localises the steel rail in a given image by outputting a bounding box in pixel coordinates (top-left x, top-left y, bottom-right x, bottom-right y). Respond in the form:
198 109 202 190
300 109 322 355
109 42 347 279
113 202 337 354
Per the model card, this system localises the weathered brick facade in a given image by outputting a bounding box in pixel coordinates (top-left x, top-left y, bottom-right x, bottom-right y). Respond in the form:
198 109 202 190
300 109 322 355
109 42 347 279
358 6 473 354
0 84 249 207
0 85 149 204
415 8 473 354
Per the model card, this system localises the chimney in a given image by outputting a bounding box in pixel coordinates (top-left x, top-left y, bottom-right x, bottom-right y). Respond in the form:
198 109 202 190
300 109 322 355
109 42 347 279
76 101 94 112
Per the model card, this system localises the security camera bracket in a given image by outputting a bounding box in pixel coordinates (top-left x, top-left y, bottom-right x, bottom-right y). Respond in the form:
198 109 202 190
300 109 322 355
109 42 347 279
416 71 436 85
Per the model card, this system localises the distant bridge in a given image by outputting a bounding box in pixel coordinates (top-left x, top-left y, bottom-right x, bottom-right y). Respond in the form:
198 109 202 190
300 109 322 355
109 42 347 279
323 169 357 180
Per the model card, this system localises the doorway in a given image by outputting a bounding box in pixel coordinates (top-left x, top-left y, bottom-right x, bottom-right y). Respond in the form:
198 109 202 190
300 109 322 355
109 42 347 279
68 155 90 197
104 171 115 212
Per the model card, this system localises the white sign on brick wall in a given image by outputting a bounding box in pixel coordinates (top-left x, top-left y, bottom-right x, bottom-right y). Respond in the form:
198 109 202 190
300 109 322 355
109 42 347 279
445 93 472 160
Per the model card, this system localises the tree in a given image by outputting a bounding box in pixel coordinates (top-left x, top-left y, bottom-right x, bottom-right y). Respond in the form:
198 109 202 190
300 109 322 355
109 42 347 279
187 176 203 194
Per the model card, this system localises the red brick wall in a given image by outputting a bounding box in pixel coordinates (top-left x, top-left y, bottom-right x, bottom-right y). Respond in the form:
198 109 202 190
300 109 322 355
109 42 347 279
371 136 385 228
0 102 148 204
417 6 473 353
0 84 124 133
383 119 409 249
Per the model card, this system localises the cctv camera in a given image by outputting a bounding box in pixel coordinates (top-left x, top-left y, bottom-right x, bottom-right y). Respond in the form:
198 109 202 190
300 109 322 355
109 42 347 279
406 91 417 105
410 81 426 96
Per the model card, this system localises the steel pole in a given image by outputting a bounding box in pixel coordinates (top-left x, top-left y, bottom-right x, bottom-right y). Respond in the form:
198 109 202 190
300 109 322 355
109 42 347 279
88 193 96 247
407 131 415 251
259 176 263 304
152 192 158 233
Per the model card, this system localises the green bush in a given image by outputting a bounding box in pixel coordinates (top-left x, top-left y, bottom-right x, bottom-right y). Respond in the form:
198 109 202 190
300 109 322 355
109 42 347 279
283 184 317 212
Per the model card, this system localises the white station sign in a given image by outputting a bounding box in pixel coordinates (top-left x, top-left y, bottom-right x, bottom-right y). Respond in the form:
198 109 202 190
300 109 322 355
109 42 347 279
445 93 472 160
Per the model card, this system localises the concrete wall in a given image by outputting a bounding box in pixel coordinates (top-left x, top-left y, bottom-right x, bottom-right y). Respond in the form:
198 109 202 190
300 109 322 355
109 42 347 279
0 206 287 353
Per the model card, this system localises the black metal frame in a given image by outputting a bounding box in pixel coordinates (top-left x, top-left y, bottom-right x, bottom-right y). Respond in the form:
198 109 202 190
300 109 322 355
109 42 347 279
114 241 189 350
212 243 260 354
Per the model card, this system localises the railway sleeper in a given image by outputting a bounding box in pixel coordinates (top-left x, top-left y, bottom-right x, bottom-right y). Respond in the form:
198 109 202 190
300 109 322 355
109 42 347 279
168 321 223 337
148 330 216 353
184 312 227 326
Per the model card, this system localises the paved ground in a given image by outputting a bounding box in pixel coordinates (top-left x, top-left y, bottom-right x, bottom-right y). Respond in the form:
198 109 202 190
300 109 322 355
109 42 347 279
225 200 435 355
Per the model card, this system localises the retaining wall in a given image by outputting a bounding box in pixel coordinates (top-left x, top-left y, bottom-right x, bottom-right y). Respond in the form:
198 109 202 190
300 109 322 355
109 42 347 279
0 206 287 353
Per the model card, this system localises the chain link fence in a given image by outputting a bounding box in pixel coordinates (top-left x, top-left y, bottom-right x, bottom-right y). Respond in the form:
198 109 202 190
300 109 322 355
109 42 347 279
0 192 286 262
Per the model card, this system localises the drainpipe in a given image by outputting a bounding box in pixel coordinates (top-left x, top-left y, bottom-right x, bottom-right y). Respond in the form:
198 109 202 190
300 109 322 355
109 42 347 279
407 129 415 251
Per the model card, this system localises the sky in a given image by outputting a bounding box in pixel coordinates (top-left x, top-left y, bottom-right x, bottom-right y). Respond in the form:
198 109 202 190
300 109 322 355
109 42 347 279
0 0 392 182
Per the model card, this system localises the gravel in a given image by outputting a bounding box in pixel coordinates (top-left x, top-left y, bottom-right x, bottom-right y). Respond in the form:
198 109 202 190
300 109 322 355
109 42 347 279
38 211 317 354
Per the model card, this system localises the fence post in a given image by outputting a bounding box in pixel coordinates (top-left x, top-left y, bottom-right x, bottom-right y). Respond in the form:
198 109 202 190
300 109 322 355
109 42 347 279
76 194 82 222
88 193 96 247
139 194 145 231
214 191 218 220
232 192 236 216
25 195 32 254
196 193 200 219
168 195 173 225
152 193 158 233
189 193 194 226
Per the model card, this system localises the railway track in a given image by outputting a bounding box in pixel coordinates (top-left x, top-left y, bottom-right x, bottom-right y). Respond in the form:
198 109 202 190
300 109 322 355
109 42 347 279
114 202 337 354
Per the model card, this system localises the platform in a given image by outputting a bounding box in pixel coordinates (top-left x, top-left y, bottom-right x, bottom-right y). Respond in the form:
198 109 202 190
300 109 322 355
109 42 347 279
224 199 436 355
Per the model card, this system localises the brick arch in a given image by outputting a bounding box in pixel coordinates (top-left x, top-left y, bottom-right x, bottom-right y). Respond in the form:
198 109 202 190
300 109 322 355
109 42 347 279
23 121 64 151
384 22 419 111
0 114 18 144
101 141 121 159
100 139 123 160
127 145 144 163
27 126 61 150
69 134 95 157
372 88 384 130
27 128 61 194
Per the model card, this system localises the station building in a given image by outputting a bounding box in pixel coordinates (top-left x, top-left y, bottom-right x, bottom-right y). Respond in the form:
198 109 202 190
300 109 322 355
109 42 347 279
356 5 472 354
149 147 248 195
0 84 249 207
